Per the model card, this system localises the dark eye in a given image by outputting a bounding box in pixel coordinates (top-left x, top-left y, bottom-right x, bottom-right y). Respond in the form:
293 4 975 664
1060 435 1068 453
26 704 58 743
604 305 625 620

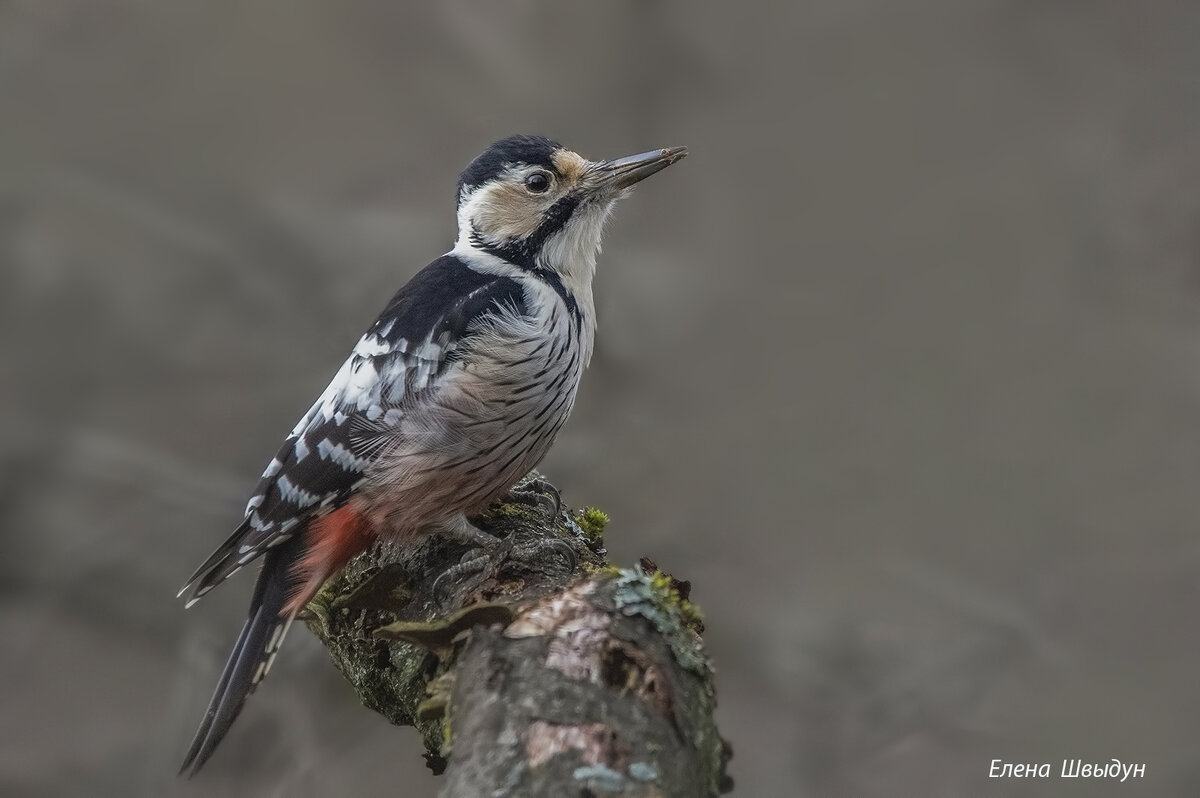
524 171 552 193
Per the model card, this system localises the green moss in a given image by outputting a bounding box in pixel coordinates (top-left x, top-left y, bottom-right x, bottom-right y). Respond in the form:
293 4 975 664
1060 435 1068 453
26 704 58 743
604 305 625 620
574 507 610 543
581 562 622 578
486 502 540 523
647 569 705 633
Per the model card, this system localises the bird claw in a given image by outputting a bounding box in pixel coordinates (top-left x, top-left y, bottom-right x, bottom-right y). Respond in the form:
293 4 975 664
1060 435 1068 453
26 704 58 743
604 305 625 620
431 551 493 604
511 536 576 573
431 531 576 608
505 478 563 520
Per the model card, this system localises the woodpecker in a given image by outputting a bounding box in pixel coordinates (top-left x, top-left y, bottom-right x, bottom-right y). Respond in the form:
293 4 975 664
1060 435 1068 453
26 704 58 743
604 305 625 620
177 135 687 775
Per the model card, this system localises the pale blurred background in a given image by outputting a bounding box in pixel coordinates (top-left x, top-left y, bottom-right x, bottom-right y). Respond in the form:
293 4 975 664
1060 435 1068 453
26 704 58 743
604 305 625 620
3 2 1199 796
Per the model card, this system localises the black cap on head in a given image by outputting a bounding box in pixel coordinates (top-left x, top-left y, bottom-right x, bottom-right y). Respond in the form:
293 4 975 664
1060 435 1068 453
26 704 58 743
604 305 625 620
457 135 564 205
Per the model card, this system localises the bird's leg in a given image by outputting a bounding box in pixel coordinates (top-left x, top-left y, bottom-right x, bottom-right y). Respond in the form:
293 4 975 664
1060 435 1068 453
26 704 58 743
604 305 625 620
431 509 575 606
502 478 575 574
496 478 575 571
431 514 510 601
439 512 501 549
507 534 576 573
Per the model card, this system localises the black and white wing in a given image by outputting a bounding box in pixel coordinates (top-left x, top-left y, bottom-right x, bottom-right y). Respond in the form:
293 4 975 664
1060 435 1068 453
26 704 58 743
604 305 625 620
179 255 528 603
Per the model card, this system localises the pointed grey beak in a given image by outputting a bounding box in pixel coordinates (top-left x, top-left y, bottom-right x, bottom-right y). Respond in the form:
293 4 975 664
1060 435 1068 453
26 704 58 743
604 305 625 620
594 146 688 190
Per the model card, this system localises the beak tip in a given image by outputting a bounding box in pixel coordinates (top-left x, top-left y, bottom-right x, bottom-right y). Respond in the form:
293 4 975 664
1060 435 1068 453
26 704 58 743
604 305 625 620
599 145 689 189
660 146 689 166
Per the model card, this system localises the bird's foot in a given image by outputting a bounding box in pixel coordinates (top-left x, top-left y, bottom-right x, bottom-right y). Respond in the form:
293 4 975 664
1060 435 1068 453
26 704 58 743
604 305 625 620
504 476 562 520
431 514 575 607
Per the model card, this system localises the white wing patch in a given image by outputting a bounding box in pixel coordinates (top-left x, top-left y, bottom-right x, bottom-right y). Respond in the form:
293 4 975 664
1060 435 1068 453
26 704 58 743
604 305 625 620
353 334 393 358
240 296 479 540
317 438 370 471
277 475 320 508
288 330 446 439
246 328 457 517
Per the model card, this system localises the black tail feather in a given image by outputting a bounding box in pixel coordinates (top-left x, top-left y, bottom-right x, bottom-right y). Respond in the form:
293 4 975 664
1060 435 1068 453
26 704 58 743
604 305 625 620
179 536 301 777
178 518 257 605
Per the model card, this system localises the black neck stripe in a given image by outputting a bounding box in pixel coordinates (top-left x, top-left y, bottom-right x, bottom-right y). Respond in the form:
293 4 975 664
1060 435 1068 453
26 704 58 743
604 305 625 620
468 193 584 331
468 229 582 332
471 194 581 271
538 270 581 332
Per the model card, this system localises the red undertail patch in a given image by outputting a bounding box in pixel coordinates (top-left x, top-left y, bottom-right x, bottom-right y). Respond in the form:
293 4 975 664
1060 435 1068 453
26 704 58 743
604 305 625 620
283 506 373 617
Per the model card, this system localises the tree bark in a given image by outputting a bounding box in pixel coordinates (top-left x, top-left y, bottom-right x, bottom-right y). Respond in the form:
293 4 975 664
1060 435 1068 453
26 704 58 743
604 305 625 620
303 475 731 797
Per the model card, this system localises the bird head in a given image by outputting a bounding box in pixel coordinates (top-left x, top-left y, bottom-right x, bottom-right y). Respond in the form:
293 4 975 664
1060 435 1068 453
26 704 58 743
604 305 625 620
454 135 687 281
